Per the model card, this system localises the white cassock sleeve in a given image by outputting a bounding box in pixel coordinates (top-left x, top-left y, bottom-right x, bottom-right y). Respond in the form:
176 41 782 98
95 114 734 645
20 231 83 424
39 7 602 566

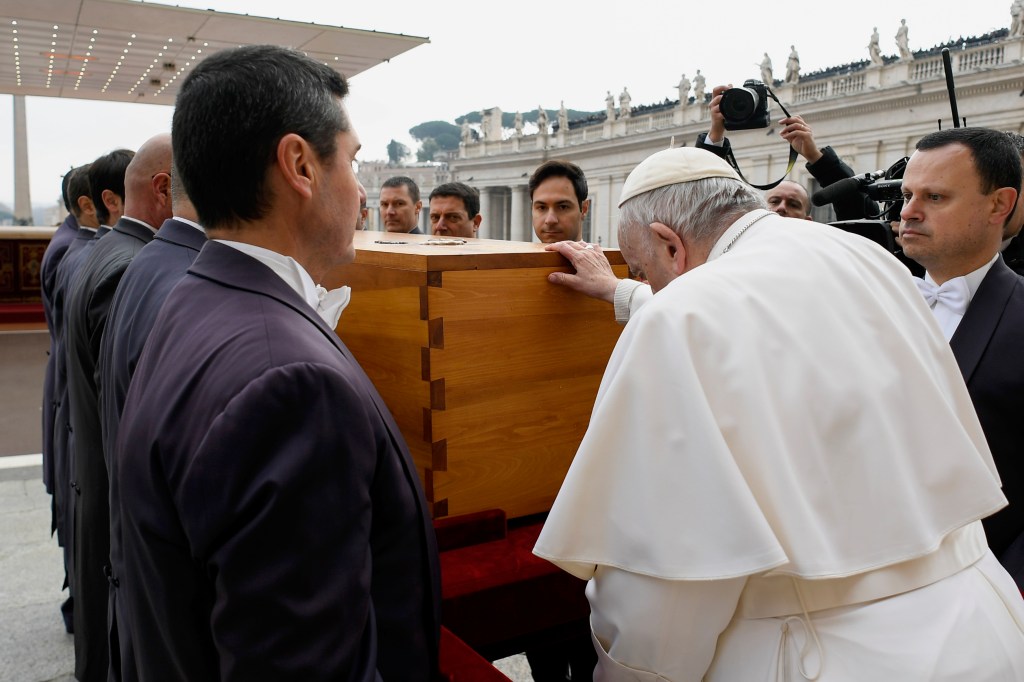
613 279 653 324
587 566 747 681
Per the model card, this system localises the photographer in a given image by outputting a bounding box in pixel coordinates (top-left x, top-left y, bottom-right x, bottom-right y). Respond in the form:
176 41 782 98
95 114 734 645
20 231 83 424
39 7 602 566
696 84 878 221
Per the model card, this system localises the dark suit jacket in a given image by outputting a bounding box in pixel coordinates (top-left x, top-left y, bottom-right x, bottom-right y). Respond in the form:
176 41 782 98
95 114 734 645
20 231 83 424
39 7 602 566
949 257 1024 574
65 217 155 682
98 218 206 682
116 241 440 681
1001 235 1024 277
52 226 106 557
41 213 79 495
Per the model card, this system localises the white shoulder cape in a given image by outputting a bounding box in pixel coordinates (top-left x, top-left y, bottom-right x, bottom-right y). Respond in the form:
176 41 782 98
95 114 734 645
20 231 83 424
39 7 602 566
535 211 1004 581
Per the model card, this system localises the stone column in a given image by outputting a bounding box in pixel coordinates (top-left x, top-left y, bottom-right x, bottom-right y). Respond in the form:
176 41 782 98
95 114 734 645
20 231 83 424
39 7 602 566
602 176 617 247
509 184 529 242
13 96 32 225
478 187 492 239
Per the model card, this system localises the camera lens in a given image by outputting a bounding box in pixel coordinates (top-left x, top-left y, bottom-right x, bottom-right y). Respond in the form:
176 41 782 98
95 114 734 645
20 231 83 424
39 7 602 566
721 88 757 120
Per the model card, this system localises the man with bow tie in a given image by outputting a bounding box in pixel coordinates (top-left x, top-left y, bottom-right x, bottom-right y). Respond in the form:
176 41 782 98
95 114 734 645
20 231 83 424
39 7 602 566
113 45 440 680
900 127 1024 585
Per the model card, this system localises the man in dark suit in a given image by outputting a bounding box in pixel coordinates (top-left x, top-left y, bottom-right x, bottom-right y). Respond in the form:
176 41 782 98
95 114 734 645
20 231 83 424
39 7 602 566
380 175 425 233
115 45 440 680
899 127 1024 584
64 134 172 682
49 155 124 634
98 172 204 682
41 168 82 500
39 165 90 631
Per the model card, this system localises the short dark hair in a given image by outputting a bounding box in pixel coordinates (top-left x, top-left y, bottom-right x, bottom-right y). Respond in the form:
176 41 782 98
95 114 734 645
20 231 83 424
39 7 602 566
382 176 420 204
88 149 135 225
916 128 1022 196
61 167 74 212
66 164 92 219
172 45 349 229
1004 131 1024 159
528 159 588 207
429 182 480 217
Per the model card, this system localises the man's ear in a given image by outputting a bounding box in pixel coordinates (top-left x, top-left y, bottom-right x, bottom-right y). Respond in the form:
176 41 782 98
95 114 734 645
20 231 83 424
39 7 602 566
581 198 591 217
472 213 482 236
77 195 96 219
992 187 1019 227
649 222 687 275
101 189 122 214
275 133 315 200
152 172 171 209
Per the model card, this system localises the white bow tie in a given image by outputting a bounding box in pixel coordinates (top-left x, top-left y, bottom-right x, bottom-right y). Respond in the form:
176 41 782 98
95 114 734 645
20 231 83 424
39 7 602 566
314 284 351 329
915 277 969 316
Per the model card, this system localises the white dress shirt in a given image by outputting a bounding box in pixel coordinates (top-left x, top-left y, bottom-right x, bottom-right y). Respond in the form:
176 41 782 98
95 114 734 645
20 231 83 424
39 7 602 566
213 240 350 328
919 254 997 341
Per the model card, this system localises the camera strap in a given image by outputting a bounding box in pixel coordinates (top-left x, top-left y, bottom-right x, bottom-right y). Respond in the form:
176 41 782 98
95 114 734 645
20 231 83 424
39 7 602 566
722 88 799 191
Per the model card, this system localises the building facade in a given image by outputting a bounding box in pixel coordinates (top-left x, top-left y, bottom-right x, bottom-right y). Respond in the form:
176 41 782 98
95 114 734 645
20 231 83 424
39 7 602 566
419 31 1023 247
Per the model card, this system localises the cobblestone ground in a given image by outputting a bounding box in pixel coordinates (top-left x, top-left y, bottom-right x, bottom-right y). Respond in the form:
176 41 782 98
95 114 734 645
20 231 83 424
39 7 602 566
0 466 75 682
493 654 534 680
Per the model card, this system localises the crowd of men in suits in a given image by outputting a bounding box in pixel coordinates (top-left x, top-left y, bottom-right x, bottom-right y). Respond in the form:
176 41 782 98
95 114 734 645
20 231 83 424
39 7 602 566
39 46 439 682
36 43 1024 681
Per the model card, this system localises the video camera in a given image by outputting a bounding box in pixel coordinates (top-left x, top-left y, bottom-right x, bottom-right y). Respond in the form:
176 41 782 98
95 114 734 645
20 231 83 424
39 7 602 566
811 156 907 216
812 156 922 275
721 79 771 131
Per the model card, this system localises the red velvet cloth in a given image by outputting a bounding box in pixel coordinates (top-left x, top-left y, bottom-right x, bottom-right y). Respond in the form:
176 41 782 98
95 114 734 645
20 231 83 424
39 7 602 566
0 303 44 325
438 514 591 660
434 509 507 552
439 626 512 681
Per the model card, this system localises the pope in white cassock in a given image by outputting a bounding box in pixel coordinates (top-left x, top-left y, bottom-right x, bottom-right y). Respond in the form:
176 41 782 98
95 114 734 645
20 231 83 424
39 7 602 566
534 147 1024 681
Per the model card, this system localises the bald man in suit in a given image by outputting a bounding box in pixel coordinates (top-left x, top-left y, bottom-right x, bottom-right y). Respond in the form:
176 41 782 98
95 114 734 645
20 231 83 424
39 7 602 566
64 134 172 682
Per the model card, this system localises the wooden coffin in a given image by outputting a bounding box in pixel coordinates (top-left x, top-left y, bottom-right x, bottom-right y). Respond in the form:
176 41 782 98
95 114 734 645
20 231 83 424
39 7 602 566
324 232 629 519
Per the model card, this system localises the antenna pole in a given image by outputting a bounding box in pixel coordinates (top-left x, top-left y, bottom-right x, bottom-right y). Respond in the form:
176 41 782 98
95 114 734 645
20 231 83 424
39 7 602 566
942 48 960 128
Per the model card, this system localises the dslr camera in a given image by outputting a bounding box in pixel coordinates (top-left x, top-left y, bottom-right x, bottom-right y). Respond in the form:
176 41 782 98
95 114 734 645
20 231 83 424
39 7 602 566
720 79 771 131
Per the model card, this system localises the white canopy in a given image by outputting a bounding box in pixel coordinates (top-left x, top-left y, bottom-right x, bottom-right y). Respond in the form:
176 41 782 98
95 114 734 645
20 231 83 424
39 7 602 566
0 0 428 105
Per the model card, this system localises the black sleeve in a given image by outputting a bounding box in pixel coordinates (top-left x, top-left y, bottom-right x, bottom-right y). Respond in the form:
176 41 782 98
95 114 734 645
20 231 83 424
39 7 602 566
806 146 879 221
695 132 731 162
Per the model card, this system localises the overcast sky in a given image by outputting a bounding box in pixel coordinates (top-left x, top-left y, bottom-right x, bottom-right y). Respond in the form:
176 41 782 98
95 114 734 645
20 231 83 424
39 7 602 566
0 0 1012 208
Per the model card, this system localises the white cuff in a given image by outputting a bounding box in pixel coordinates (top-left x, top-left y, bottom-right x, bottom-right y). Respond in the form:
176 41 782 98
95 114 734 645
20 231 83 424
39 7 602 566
613 279 652 324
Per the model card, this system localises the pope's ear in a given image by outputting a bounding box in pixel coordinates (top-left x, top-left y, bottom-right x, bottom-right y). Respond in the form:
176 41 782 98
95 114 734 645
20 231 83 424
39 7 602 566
649 222 687 274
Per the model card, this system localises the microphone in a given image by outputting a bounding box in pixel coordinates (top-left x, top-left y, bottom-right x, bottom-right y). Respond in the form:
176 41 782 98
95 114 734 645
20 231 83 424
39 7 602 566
811 176 868 207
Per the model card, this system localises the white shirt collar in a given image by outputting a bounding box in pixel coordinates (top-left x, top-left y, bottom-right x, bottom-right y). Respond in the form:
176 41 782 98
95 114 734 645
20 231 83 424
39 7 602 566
213 240 350 328
921 254 997 341
923 253 998 307
172 216 205 233
121 215 158 234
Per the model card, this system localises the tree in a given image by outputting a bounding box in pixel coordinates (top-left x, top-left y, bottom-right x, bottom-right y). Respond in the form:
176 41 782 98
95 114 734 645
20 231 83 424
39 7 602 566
409 121 461 155
387 139 410 166
416 138 441 162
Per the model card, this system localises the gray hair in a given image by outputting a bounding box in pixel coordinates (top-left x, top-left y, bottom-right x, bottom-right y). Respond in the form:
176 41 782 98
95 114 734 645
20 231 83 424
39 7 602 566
618 177 766 253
